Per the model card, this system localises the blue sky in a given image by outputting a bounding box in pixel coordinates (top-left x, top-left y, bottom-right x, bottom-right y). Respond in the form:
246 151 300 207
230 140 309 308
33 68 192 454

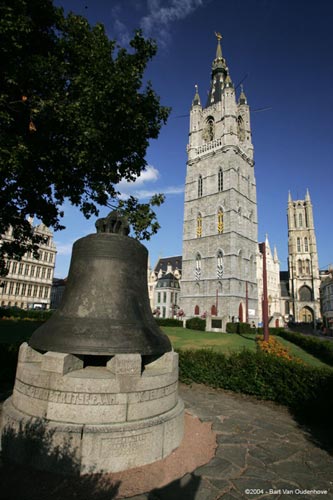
53 0 333 277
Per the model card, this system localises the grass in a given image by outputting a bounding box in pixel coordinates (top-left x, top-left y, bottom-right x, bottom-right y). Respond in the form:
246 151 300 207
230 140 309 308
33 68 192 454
0 320 331 370
162 326 332 369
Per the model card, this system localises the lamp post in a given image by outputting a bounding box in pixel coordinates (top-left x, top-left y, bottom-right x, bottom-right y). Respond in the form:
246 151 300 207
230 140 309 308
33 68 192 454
259 242 269 341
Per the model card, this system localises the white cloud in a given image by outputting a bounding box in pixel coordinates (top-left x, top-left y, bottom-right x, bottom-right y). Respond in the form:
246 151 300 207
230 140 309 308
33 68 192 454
120 185 184 200
118 165 160 191
111 0 205 49
54 242 74 256
116 165 184 200
142 0 203 31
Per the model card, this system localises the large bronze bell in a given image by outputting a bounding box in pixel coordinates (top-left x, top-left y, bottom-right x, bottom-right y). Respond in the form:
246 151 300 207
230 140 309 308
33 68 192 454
29 212 171 356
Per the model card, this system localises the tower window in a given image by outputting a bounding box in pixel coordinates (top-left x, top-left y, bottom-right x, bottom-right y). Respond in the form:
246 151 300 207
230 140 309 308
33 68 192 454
304 237 308 252
298 213 302 227
217 250 224 279
217 208 224 234
297 237 301 252
195 253 201 281
196 213 202 238
237 115 245 141
198 175 203 198
218 168 223 192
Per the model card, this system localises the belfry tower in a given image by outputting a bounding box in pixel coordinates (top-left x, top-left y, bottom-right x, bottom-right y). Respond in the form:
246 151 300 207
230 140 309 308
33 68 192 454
287 190 321 323
180 34 258 323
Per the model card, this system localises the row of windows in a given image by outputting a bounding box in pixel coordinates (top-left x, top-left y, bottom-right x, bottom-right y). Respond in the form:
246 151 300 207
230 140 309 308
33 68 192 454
1 281 50 299
196 209 224 237
198 169 223 198
7 261 53 280
157 292 179 304
296 237 310 252
195 251 224 280
23 251 54 263
297 259 311 275
197 169 252 199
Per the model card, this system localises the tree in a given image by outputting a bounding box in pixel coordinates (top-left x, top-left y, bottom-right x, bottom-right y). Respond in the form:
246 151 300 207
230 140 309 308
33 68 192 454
0 0 170 276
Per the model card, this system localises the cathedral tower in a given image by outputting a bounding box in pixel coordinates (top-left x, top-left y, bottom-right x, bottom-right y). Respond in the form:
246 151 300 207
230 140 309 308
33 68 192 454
180 34 258 322
287 190 321 323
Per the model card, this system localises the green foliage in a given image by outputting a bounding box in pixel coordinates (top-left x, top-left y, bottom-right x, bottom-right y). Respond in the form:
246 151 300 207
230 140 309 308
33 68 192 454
0 0 170 275
155 317 183 327
226 322 252 334
257 326 285 335
178 349 333 418
185 317 205 331
278 330 333 366
0 307 52 321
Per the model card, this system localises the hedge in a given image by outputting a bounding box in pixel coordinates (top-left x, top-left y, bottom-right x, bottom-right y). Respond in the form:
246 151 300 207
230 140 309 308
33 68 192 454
178 348 333 419
226 322 252 334
277 330 333 367
155 318 183 327
185 317 205 331
0 307 53 321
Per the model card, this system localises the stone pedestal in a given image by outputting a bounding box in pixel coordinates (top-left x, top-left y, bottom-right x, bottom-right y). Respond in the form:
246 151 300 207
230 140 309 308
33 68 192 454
1 343 184 474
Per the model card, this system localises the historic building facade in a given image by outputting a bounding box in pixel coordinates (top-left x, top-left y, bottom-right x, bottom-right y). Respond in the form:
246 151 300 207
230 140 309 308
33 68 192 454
180 35 258 322
256 235 283 327
286 190 321 323
0 220 56 309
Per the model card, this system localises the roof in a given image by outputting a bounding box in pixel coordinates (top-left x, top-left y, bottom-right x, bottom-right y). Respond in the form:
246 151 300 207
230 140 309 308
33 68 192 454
156 272 180 289
154 256 182 274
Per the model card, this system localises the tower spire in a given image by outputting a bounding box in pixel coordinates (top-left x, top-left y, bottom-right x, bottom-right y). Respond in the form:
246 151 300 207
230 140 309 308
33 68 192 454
192 84 201 107
215 31 223 59
207 32 228 107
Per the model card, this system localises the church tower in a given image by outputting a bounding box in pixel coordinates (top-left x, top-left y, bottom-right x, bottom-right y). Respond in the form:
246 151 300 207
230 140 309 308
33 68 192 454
180 34 258 323
287 190 321 323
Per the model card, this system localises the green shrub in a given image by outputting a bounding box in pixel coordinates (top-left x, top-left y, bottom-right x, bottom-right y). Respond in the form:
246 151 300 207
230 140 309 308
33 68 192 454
178 348 333 419
155 318 183 327
278 330 333 366
226 322 252 334
185 317 205 331
0 307 53 322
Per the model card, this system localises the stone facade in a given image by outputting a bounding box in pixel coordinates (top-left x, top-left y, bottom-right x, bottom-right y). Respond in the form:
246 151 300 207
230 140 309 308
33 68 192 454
287 190 321 323
257 236 284 327
320 268 333 332
180 36 258 322
0 220 56 309
1 343 184 474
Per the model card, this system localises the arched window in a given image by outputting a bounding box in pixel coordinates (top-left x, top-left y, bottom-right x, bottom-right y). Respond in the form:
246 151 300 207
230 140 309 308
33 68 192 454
304 237 308 252
305 259 310 274
218 168 223 192
217 250 224 279
194 305 200 315
237 115 245 141
196 213 202 237
298 259 302 274
217 208 224 234
299 285 312 302
198 175 203 197
297 237 301 252
195 253 201 281
298 213 302 227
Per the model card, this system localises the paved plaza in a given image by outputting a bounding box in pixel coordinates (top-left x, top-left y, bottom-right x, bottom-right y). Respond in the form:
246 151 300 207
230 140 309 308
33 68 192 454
129 383 333 500
1 382 333 499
